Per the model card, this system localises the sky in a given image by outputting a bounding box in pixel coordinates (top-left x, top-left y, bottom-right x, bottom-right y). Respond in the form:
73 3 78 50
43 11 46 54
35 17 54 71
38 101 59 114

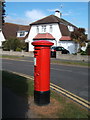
5 1 88 33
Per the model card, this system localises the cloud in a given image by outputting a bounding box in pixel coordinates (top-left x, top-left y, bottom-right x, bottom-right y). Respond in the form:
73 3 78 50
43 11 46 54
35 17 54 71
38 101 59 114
5 16 30 25
5 9 46 25
25 9 46 22
62 11 72 16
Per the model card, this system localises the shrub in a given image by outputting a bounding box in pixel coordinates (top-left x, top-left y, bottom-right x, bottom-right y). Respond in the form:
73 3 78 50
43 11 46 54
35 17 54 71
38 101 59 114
2 37 26 51
16 47 22 52
80 50 87 55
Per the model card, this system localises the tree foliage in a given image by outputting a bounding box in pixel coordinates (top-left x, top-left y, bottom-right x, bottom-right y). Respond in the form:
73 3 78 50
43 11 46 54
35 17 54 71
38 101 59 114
0 1 6 25
71 28 87 48
2 37 26 51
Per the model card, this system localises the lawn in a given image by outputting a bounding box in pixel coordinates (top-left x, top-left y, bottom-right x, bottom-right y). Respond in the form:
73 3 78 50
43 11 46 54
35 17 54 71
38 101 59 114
2 71 90 118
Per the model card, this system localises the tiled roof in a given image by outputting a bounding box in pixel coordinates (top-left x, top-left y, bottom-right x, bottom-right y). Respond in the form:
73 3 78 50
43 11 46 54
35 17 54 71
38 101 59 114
18 25 30 31
33 33 55 40
60 36 72 41
2 23 18 39
2 23 30 40
30 15 77 28
59 24 71 36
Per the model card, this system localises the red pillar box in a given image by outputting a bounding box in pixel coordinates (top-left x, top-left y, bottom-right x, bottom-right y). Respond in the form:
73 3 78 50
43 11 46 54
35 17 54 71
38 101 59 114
32 40 54 105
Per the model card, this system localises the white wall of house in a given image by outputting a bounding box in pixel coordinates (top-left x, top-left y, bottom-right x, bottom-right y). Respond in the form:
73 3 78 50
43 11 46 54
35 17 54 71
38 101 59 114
0 30 5 47
59 41 79 54
25 22 80 54
25 25 38 51
25 23 62 51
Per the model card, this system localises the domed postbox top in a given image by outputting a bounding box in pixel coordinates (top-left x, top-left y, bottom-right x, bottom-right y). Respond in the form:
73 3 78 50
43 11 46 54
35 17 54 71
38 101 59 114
32 40 54 47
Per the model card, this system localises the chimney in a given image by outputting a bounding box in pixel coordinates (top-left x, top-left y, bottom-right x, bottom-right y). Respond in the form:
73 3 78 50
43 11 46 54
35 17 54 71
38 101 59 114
55 10 61 18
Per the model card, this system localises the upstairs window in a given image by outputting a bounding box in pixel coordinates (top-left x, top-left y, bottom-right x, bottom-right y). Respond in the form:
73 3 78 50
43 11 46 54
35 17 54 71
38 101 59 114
42 25 46 33
37 26 39 33
68 26 74 32
50 25 53 32
19 31 25 37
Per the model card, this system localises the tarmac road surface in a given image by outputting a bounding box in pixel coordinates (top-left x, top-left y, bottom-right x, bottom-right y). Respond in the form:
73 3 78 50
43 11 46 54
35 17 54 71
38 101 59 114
2 58 89 102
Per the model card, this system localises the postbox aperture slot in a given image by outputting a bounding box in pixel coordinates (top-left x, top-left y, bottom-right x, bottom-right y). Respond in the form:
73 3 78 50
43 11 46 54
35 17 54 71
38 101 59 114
34 50 40 56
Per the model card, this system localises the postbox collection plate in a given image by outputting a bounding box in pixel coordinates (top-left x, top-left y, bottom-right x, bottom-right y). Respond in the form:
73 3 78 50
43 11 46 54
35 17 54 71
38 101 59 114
34 57 36 66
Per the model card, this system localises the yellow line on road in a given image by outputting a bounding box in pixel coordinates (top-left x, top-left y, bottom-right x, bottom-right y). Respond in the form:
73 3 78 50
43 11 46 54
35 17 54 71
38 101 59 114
50 83 90 105
3 70 89 109
50 86 90 109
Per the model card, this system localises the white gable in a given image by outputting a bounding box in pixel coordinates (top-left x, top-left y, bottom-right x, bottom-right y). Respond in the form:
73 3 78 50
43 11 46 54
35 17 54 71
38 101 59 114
0 30 5 47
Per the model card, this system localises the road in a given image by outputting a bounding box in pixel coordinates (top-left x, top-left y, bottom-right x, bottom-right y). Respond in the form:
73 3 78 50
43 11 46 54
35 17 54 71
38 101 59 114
2 58 89 102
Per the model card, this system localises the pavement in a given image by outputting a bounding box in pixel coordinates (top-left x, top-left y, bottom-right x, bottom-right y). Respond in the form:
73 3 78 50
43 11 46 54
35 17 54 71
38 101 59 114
2 87 37 118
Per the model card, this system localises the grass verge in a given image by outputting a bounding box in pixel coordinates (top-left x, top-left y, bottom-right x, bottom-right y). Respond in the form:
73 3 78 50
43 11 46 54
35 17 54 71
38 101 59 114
51 90 90 118
51 59 89 67
2 55 24 59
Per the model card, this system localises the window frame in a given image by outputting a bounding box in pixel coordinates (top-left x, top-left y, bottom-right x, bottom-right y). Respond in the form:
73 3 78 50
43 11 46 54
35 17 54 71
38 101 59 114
50 25 53 32
19 31 25 37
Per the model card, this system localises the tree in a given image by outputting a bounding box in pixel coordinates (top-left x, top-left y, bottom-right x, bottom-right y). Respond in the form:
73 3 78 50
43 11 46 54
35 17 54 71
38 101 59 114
0 0 6 26
2 37 26 51
2 1 6 24
71 28 87 52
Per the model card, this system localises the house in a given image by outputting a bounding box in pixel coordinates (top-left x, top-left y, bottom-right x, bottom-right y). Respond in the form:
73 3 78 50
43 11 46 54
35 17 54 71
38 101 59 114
1 11 87 53
25 10 79 54
2 22 30 51
2 22 30 40
0 29 5 48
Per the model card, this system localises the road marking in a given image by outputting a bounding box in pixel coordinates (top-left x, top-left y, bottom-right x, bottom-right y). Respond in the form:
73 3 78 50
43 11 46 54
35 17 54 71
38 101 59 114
50 86 90 109
3 58 73 72
2 70 90 110
51 67 72 72
3 60 88 76
2 58 88 74
51 67 88 76
50 83 90 105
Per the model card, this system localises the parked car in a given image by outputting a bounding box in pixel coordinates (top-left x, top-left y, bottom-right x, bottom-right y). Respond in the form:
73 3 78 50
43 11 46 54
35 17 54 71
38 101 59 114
51 46 70 57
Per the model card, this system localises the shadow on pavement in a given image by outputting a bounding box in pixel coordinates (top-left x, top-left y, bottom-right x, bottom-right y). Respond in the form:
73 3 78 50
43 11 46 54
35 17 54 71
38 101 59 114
2 71 34 119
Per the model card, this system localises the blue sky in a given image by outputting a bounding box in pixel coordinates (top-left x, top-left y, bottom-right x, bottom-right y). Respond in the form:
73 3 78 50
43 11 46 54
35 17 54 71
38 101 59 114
5 2 88 33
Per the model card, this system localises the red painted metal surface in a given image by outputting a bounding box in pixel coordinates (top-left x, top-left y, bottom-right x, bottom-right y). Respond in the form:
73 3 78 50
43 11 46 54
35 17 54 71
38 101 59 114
32 40 54 91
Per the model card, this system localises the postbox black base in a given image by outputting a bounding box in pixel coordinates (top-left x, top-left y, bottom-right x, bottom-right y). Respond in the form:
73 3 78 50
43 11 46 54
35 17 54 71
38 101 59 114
34 90 50 106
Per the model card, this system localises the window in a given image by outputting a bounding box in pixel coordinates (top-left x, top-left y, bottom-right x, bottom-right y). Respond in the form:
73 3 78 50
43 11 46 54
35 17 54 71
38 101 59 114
37 26 39 33
68 26 74 32
19 31 25 37
50 25 53 32
42 25 46 32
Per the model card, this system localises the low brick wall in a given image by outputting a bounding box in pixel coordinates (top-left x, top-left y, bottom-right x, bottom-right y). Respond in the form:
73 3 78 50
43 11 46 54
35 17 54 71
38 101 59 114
56 51 89 62
1 50 34 57
0 50 89 62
